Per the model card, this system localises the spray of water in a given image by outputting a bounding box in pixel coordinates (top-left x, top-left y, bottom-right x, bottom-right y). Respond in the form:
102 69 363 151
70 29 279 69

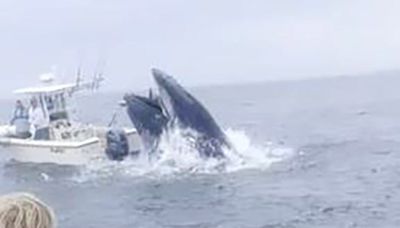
73 128 295 182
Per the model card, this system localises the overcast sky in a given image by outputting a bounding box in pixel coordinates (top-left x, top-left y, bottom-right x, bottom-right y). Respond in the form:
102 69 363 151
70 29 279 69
0 0 399 96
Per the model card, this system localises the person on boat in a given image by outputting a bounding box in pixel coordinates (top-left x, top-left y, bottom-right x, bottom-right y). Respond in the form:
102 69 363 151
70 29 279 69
10 100 30 139
0 192 56 228
45 96 55 113
10 100 28 124
28 97 50 140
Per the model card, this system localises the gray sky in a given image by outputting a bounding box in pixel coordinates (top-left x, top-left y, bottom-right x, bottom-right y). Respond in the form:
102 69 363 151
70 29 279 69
0 0 399 96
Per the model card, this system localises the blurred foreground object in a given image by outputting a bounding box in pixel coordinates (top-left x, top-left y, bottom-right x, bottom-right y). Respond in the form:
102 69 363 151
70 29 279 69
0 193 56 228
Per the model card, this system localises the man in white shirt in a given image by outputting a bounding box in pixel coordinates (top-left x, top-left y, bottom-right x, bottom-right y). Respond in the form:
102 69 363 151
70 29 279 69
28 97 50 140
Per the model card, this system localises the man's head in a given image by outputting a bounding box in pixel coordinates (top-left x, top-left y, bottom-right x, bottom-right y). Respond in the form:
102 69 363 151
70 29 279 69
30 98 38 108
15 100 22 107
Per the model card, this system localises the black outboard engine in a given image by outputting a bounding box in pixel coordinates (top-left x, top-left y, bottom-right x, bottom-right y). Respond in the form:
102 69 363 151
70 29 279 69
105 129 129 161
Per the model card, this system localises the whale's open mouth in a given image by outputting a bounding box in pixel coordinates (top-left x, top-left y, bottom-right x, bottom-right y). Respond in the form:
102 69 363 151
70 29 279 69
124 68 231 159
157 85 175 120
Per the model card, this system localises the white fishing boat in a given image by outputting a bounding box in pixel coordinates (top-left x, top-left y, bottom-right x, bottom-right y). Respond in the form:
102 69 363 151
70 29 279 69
0 73 141 165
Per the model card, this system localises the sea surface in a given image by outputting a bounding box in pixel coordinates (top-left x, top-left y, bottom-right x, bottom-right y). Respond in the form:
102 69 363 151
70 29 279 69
1 74 400 228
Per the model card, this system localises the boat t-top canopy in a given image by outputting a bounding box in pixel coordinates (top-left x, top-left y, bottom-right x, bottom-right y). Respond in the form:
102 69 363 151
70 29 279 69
13 74 103 96
13 83 77 95
11 74 104 124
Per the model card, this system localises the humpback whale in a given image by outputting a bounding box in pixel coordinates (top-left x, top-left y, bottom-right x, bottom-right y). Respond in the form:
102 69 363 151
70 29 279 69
124 69 231 158
124 93 167 152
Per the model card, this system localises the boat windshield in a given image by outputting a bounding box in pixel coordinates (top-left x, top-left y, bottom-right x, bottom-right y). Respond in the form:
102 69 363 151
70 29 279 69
44 93 68 122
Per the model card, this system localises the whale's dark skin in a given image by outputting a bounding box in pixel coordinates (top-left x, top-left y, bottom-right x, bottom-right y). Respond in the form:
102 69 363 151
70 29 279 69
124 93 168 152
124 69 231 158
152 69 230 158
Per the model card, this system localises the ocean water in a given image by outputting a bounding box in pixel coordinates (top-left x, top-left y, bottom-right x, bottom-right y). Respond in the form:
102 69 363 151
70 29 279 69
1 74 400 227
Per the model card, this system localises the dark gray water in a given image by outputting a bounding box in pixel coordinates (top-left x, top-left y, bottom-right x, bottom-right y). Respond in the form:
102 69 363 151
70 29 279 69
1 74 400 228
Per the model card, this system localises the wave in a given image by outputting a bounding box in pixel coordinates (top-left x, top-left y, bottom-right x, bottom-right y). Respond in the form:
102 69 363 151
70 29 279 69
72 128 295 183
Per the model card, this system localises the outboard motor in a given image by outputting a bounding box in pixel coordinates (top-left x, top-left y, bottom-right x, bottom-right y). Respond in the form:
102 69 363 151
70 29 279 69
105 129 129 161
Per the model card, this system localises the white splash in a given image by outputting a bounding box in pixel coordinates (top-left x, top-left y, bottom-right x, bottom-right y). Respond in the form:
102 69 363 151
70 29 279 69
222 129 294 172
73 128 295 182
40 172 51 182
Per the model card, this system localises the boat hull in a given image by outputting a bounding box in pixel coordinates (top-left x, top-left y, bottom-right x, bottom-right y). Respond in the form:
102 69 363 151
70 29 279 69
0 129 141 165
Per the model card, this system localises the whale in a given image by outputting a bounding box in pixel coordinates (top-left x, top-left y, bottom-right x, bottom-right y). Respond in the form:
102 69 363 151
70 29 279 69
124 68 231 158
124 93 167 153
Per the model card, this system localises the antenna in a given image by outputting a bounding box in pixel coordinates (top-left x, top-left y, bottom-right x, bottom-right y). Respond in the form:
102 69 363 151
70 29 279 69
75 63 82 87
92 58 106 91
